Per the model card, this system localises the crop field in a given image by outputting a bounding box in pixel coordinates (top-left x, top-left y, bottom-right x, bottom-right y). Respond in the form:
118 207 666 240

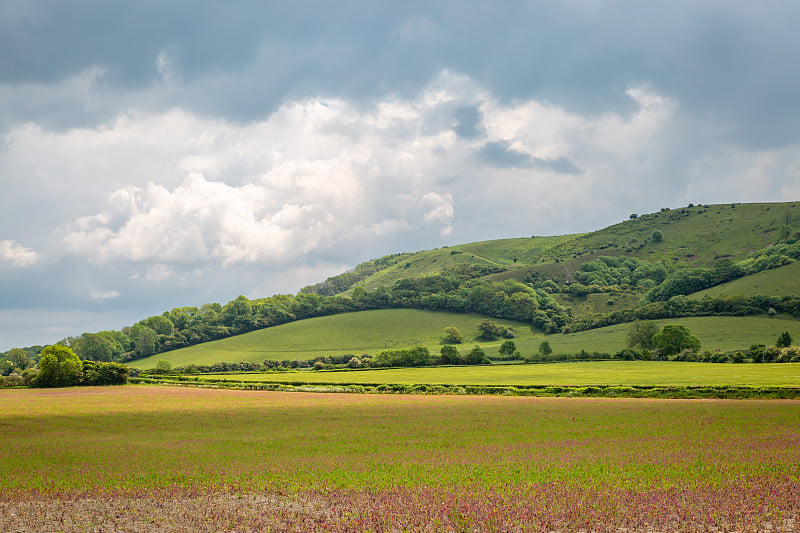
130 309 533 368
197 360 800 388
1 386 799 531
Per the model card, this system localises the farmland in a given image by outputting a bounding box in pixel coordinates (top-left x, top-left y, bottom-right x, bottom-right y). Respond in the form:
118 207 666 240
130 311 800 370
130 309 534 368
2 386 800 531
194 360 800 388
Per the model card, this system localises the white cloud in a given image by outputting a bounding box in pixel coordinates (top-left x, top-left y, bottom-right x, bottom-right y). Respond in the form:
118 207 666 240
2 71 798 287
90 289 120 301
145 264 174 282
0 240 39 267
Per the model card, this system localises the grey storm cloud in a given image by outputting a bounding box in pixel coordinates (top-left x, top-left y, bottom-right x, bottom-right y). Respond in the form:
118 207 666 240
477 142 580 174
2 0 800 349
1 1 799 147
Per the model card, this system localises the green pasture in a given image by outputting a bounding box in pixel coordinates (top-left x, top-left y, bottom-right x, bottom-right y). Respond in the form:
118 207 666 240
517 315 800 356
130 309 534 368
552 291 642 317
132 312 800 369
691 261 800 299
199 361 800 388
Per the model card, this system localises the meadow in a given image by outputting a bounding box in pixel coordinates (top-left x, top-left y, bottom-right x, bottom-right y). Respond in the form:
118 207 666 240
1 386 799 531
196 360 800 388
132 312 800 370
526 315 800 355
131 309 534 368
691 261 800 298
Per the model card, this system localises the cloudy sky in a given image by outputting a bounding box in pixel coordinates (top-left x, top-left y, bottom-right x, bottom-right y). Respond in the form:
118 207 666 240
2 1 800 349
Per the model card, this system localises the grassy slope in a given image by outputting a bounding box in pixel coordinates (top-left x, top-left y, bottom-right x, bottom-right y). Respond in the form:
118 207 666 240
133 312 800 369
359 235 575 290
130 309 535 368
353 202 800 289
691 261 800 298
536 202 800 271
202 361 800 387
516 316 800 356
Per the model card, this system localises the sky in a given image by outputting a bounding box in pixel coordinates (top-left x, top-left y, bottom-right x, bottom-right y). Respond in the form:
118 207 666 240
2 1 800 350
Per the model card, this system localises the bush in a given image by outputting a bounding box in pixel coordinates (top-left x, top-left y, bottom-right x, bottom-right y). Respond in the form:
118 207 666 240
440 345 461 365
442 326 464 344
777 331 793 348
464 346 489 365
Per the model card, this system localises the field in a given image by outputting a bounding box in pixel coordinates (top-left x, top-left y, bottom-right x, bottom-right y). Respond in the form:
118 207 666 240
2 386 800 531
131 309 800 370
524 315 800 356
196 361 800 388
691 261 800 298
131 309 534 368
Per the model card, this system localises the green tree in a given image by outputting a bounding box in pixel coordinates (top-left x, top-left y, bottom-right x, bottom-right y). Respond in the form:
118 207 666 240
539 340 553 357
155 360 172 374
652 324 700 356
130 324 158 359
652 230 663 243
777 331 793 348
463 345 488 365
440 345 461 365
477 320 505 340
626 320 660 350
143 315 175 336
443 326 464 344
6 347 32 370
36 345 83 387
498 340 516 358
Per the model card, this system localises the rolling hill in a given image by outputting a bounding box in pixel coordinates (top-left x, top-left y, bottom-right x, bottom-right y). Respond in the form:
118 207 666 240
21 201 800 369
130 309 534 368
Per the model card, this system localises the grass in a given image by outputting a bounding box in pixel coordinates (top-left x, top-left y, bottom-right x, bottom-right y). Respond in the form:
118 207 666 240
691 261 800 298
130 309 534 368
2 386 799 530
517 315 800 356
352 202 800 290
132 312 800 369
197 361 800 388
358 235 574 290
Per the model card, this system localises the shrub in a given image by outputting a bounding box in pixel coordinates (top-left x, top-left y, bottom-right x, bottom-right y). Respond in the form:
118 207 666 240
442 326 464 344
777 331 793 348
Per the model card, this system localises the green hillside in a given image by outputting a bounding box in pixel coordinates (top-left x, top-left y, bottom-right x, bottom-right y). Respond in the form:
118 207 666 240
515 316 800 356
131 310 800 369
130 309 534 368
343 202 800 290
691 261 800 299
356 235 575 290
37 201 800 370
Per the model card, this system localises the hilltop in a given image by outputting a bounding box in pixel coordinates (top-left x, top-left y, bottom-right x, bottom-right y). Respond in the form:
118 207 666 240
5 201 800 370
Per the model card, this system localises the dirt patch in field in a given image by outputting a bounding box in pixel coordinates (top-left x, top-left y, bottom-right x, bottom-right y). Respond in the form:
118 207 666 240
2 484 798 533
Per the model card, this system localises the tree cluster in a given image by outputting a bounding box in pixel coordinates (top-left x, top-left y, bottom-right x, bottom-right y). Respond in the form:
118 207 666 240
5 345 130 388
